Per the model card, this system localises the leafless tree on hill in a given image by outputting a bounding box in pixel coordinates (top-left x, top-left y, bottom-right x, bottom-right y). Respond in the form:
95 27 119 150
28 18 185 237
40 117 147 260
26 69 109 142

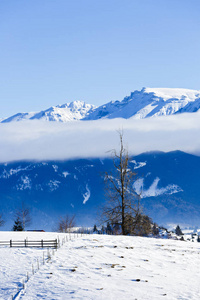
58 214 76 233
100 130 151 235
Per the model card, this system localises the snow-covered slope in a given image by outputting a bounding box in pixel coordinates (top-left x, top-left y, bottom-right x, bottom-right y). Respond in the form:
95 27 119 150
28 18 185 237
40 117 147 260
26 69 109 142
1 233 200 300
2 88 200 122
2 101 96 123
85 87 200 120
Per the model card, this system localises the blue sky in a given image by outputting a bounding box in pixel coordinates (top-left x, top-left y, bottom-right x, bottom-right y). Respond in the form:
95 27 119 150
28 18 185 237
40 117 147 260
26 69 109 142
0 0 200 118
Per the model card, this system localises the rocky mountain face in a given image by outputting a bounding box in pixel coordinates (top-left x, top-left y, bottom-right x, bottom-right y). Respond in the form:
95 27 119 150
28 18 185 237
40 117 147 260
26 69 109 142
2 88 200 123
0 151 200 231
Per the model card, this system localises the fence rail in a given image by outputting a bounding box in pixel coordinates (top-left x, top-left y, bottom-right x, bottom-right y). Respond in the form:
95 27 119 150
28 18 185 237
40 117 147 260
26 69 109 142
0 239 58 248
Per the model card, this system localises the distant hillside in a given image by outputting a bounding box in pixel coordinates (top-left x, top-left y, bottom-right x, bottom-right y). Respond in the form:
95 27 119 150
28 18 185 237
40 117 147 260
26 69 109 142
0 151 200 231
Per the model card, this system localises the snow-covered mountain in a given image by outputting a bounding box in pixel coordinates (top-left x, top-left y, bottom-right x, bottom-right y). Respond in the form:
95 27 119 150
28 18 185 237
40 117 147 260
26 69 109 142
85 88 200 120
1 101 96 123
2 88 200 123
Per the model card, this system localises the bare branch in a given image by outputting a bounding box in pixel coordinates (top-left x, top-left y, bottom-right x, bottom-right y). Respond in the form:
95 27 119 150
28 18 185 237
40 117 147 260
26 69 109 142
57 215 76 233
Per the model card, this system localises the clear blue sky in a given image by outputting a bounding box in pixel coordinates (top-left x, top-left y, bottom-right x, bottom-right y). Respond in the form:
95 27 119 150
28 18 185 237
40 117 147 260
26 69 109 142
0 0 200 118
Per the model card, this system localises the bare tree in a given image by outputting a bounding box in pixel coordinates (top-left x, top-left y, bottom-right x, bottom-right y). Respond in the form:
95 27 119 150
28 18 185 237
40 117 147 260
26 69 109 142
58 215 76 233
0 214 5 227
15 203 31 231
101 131 142 235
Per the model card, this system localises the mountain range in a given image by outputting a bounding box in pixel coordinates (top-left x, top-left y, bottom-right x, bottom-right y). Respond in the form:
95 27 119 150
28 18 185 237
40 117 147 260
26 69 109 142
1 87 200 231
1 87 200 122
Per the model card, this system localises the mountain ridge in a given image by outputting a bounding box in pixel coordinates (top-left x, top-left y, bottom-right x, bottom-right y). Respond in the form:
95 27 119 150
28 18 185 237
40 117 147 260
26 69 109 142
2 87 200 123
1 101 96 123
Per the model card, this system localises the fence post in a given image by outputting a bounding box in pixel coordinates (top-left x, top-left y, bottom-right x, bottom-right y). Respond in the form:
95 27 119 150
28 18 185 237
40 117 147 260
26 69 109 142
32 264 34 275
41 240 43 248
47 248 51 260
10 240 12 247
25 239 27 247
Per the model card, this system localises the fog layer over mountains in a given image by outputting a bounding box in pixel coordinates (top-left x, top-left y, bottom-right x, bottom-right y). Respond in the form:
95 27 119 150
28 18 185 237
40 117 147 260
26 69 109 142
0 111 200 162
1 87 200 163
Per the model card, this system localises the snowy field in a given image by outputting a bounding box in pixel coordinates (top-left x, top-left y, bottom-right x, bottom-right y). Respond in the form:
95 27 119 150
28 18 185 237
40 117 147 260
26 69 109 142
0 232 200 300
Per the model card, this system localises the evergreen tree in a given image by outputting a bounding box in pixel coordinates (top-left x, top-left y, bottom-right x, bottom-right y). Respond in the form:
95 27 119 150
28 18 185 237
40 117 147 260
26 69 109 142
13 217 23 231
15 203 31 231
93 224 97 232
175 225 183 236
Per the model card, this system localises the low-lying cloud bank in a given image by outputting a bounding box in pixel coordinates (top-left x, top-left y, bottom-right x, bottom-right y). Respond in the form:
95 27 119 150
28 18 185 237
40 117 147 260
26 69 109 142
0 112 200 162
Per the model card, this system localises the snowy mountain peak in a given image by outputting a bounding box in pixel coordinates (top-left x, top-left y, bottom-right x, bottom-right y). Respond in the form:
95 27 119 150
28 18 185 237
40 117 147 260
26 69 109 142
144 87 200 101
2 101 96 123
84 87 200 120
2 87 200 123
59 100 91 110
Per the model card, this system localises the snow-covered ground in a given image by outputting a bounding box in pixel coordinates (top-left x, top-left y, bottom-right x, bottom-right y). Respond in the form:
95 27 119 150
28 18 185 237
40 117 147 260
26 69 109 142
0 231 200 299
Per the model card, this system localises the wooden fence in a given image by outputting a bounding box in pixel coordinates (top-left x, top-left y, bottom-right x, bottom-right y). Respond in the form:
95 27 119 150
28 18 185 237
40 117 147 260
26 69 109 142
0 239 58 248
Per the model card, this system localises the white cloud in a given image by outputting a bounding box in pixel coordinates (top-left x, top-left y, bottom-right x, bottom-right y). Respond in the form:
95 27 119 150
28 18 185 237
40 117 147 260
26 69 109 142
0 112 200 162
